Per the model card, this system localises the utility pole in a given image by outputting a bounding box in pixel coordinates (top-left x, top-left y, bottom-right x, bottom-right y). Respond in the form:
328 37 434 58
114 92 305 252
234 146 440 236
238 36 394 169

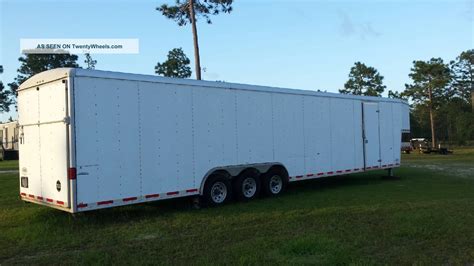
189 0 202 80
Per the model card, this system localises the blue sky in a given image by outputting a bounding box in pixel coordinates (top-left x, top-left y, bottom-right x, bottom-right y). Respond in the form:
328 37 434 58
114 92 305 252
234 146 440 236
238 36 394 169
0 0 473 121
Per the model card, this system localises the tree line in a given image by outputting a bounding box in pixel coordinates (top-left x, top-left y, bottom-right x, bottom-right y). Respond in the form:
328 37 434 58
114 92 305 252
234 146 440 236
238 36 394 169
339 50 474 146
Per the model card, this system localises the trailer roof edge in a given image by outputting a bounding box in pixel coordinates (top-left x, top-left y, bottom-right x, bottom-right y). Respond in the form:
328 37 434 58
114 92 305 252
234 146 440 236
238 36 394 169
19 67 409 105
18 68 76 91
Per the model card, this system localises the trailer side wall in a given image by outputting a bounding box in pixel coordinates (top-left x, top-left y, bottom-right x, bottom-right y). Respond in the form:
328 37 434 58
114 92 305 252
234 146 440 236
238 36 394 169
73 76 404 209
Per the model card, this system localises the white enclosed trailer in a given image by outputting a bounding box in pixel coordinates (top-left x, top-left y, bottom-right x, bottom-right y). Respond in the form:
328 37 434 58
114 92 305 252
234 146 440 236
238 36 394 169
18 68 410 213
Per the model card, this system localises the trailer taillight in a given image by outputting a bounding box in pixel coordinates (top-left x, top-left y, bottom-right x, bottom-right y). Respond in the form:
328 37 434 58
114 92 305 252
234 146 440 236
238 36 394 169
68 167 77 180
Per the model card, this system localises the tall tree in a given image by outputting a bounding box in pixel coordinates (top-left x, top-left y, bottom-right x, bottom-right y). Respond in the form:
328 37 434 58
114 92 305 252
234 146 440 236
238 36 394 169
84 53 97 69
155 48 192 78
0 65 13 113
339 62 386 96
157 0 233 80
388 90 407 100
450 49 474 105
8 54 79 94
403 58 451 148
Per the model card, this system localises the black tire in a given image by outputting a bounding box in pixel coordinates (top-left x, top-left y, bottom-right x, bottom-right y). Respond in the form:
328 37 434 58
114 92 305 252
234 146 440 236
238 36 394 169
234 169 261 201
203 173 232 207
261 168 288 197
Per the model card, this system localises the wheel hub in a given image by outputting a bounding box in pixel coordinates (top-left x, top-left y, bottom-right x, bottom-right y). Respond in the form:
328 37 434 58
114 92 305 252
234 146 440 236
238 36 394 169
211 182 227 204
242 177 257 198
269 175 282 194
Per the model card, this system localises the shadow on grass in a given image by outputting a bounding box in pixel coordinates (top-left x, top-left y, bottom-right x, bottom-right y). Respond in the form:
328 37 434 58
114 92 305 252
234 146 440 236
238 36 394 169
287 170 397 193
32 170 398 228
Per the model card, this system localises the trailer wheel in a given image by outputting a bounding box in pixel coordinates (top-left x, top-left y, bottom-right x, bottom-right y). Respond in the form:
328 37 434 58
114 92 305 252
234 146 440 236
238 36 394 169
203 173 232 206
234 169 261 201
261 168 288 197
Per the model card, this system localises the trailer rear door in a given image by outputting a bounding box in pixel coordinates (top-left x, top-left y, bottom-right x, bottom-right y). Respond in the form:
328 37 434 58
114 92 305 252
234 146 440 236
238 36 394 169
362 102 381 169
18 79 71 208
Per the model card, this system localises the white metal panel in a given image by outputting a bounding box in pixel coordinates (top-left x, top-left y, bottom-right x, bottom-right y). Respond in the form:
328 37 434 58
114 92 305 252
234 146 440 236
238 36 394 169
363 102 381 168
38 80 69 206
273 94 305 176
302 97 318 175
303 96 332 174
18 88 41 198
329 98 358 172
391 103 403 164
193 87 238 181
379 102 395 165
113 80 141 198
136 81 195 196
96 78 140 200
235 90 274 165
18 88 39 125
18 125 42 197
352 101 365 169
137 82 162 196
39 81 67 123
74 77 100 204
75 77 141 204
39 122 69 204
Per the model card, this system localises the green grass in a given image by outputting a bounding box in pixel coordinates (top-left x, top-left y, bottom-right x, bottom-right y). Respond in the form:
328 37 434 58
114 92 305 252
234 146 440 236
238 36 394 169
0 160 19 171
1 150 474 265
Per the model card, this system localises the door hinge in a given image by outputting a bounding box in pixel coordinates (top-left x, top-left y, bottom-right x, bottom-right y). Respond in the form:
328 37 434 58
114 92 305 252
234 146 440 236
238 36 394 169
63 116 71 124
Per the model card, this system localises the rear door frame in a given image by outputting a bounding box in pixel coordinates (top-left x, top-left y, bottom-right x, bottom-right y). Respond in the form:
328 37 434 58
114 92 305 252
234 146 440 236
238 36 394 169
67 77 78 213
18 77 75 212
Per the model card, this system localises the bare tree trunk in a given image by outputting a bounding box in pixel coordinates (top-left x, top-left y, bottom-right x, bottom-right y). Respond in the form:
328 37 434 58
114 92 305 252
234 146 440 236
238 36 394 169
471 64 474 112
428 84 436 148
189 0 202 80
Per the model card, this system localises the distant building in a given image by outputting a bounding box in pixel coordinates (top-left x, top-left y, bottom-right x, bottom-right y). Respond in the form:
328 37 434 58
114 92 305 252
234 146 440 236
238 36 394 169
0 121 19 160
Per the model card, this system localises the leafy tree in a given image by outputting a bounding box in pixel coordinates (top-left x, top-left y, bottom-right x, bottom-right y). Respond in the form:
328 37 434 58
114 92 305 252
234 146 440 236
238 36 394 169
157 0 233 80
403 58 451 148
450 49 474 105
84 53 97 69
436 98 474 144
0 65 13 113
155 48 192 78
8 54 79 94
339 62 386 96
0 81 12 113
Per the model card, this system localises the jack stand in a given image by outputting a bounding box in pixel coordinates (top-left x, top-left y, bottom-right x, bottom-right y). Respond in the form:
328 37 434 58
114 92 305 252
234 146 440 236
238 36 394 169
192 196 202 210
382 168 399 180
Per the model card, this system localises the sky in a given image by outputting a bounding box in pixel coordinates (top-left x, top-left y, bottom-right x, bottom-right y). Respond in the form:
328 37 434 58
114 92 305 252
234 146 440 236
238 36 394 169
0 0 473 121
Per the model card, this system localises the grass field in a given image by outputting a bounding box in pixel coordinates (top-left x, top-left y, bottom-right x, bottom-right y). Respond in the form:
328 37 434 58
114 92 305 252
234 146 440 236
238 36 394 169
1 149 474 265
